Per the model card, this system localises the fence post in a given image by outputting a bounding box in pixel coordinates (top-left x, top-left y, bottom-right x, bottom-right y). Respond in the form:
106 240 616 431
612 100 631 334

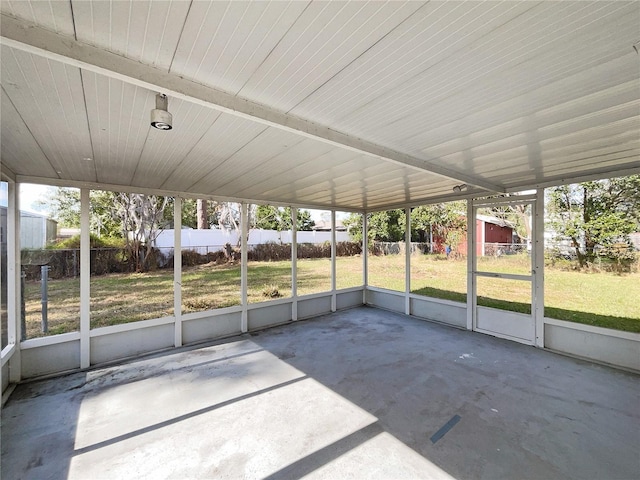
40 265 49 333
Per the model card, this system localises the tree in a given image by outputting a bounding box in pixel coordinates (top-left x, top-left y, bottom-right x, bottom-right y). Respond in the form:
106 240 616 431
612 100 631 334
547 175 640 267
42 187 121 238
253 206 315 231
344 203 467 249
343 210 404 242
197 199 209 229
114 193 169 272
410 202 466 250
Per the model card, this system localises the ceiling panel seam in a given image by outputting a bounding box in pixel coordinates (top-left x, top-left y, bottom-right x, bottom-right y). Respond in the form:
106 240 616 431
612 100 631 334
167 0 192 74
333 2 632 137
323 1 541 127
284 1 426 116
235 1 312 95
127 123 152 186
0 83 60 179
78 69 98 182
184 125 271 192
68 0 77 41
156 109 224 190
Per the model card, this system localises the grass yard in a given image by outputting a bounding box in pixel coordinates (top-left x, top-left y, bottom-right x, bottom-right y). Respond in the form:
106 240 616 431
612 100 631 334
23 254 640 338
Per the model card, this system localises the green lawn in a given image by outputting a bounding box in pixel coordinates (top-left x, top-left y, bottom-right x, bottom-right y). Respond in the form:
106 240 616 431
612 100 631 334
23 254 640 338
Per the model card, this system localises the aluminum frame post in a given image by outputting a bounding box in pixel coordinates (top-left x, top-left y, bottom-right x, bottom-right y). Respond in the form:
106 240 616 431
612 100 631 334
291 207 298 321
173 197 182 347
80 188 90 369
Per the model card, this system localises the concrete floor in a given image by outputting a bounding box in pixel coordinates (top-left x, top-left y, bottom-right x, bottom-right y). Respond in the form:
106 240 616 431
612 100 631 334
2 307 639 480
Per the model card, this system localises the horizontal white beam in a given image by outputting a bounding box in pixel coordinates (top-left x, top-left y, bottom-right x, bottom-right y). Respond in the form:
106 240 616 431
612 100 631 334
1 163 16 182
506 164 640 191
16 174 364 213
472 194 537 207
0 14 504 193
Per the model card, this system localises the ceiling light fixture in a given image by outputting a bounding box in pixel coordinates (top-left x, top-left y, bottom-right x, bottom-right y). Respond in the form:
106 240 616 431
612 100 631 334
151 93 172 130
452 184 468 193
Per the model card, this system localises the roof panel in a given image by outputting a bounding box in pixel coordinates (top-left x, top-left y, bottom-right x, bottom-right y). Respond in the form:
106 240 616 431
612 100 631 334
160 113 268 192
290 1 537 125
1 1 639 211
73 0 191 70
0 46 95 182
0 88 58 178
169 1 309 94
131 99 222 188
237 1 422 112
0 0 74 36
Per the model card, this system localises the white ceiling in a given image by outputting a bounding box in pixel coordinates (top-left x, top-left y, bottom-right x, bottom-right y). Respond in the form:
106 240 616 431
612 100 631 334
1 0 638 211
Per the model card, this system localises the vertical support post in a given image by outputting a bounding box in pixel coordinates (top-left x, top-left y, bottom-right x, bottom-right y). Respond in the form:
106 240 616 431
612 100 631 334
331 210 337 312
362 212 368 304
466 199 475 331
80 188 90 369
291 207 298 321
241 202 248 333
405 207 411 315
7 181 21 382
534 189 545 348
173 197 182 348
40 265 48 333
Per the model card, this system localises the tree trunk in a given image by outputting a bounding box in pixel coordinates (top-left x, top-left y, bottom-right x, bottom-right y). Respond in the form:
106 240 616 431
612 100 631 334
197 199 208 229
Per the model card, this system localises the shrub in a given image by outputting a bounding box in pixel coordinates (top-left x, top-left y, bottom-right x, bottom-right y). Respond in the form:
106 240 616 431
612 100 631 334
262 284 282 298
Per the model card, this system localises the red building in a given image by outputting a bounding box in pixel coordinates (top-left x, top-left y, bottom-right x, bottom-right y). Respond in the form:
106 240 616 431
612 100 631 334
438 215 516 257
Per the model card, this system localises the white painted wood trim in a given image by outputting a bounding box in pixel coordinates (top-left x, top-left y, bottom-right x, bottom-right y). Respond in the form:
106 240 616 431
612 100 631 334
80 188 90 369
173 197 182 347
0 14 504 193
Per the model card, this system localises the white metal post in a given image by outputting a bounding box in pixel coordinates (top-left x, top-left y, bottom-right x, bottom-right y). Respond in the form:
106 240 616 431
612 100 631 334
7 181 21 382
173 197 182 347
534 189 545 348
362 212 368 304
331 210 337 312
466 199 475 331
80 188 90 368
291 207 298 321
405 207 411 315
241 202 248 333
